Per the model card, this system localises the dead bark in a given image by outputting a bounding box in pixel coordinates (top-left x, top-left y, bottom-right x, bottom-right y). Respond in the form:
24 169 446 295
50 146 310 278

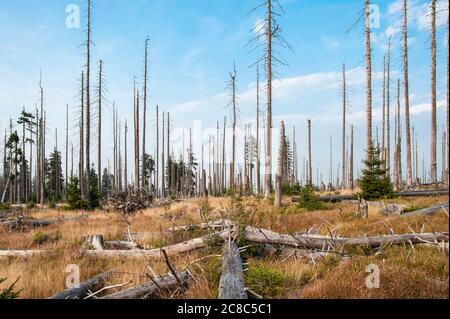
365 0 373 157
430 0 437 184
48 270 112 299
218 241 248 300
101 272 189 299
243 226 448 250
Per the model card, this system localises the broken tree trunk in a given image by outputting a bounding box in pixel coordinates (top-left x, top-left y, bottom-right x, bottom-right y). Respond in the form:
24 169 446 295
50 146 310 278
84 235 104 250
101 272 189 299
1 214 88 229
243 226 448 250
218 241 248 299
401 202 449 217
48 271 112 299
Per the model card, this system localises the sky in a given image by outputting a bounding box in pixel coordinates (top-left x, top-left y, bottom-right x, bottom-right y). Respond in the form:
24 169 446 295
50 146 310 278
0 0 448 184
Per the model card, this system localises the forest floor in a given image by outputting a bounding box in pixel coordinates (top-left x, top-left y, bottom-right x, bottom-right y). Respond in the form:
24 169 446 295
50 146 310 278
0 194 448 299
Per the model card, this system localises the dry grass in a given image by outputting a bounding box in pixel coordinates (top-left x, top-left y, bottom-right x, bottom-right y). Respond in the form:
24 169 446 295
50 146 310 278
0 195 448 299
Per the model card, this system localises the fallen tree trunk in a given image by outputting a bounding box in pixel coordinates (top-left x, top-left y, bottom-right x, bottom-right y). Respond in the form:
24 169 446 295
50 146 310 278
402 202 449 217
104 241 142 250
218 242 248 299
396 190 449 197
243 226 448 250
48 271 112 299
1 214 88 229
0 250 47 258
101 272 189 299
168 220 232 232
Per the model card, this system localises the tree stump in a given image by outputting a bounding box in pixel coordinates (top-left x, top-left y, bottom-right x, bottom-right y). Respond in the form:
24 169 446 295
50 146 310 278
85 235 104 250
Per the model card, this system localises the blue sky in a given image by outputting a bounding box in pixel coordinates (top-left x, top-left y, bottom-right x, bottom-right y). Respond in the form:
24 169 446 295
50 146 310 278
0 0 448 183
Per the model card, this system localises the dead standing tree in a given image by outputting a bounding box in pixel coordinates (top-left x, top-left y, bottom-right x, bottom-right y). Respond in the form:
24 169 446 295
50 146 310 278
430 0 437 185
247 0 291 199
85 0 92 200
141 37 149 191
402 0 413 187
341 63 347 190
229 65 237 191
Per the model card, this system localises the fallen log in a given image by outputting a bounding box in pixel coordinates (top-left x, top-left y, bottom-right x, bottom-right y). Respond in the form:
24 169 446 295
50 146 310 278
1 214 88 229
82 230 231 259
104 241 142 250
48 271 112 299
168 220 232 232
218 242 248 299
101 272 189 299
243 226 449 250
0 250 47 258
123 231 171 242
396 190 449 197
401 202 449 217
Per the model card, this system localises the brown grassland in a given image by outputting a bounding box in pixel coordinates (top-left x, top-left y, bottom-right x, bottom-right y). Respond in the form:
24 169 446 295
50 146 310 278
0 195 448 299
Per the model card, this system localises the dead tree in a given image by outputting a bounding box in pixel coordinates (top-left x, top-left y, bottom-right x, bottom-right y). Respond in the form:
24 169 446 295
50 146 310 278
79 71 85 199
218 242 248 300
350 126 354 190
155 105 159 197
307 119 312 186
97 60 104 189
49 271 112 299
256 60 261 194
365 0 373 156
229 65 237 191
124 121 128 193
134 85 140 190
430 0 437 184
162 112 165 197
275 121 285 208
341 63 347 189
403 0 413 187
141 37 149 190
65 104 69 198
386 37 392 176
382 56 386 171
85 0 92 200
446 17 449 185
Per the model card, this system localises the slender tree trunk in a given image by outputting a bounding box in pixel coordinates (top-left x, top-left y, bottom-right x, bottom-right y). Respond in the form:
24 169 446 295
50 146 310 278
430 0 437 185
167 112 170 194
403 0 413 187
365 0 373 157
134 88 140 190
85 0 92 199
222 116 226 193
97 60 103 190
446 18 449 184
382 56 386 171
141 38 149 190
124 121 128 193
342 63 346 189
264 0 273 198
162 112 165 197
350 125 354 190
397 79 403 189
256 61 260 194
307 119 312 186
79 71 85 200
156 105 159 197
230 66 237 191
387 37 392 176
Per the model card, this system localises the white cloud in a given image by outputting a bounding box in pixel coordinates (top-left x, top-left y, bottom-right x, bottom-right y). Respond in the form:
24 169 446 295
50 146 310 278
169 100 203 114
321 35 340 50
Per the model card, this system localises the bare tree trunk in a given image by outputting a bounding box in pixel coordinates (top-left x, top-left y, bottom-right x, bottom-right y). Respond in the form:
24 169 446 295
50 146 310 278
403 0 413 187
230 66 237 191
156 105 159 197
350 125 354 190
141 38 149 191
329 135 333 189
275 121 285 207
446 18 449 185
79 71 85 199
256 61 261 194
365 0 373 157
222 116 226 193
162 112 165 197
430 0 437 185
264 0 273 198
124 121 128 193
307 119 312 186
342 63 346 189
167 112 170 194
387 37 392 176
97 60 103 190
382 56 386 171
134 87 140 190
85 0 92 200
396 79 403 189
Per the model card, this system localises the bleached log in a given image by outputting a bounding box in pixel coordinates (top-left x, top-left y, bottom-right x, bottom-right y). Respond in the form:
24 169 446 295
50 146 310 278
402 202 449 217
1 214 88 229
0 250 47 258
218 242 248 299
243 226 448 250
168 220 232 232
104 241 141 250
48 271 112 299
101 272 189 299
